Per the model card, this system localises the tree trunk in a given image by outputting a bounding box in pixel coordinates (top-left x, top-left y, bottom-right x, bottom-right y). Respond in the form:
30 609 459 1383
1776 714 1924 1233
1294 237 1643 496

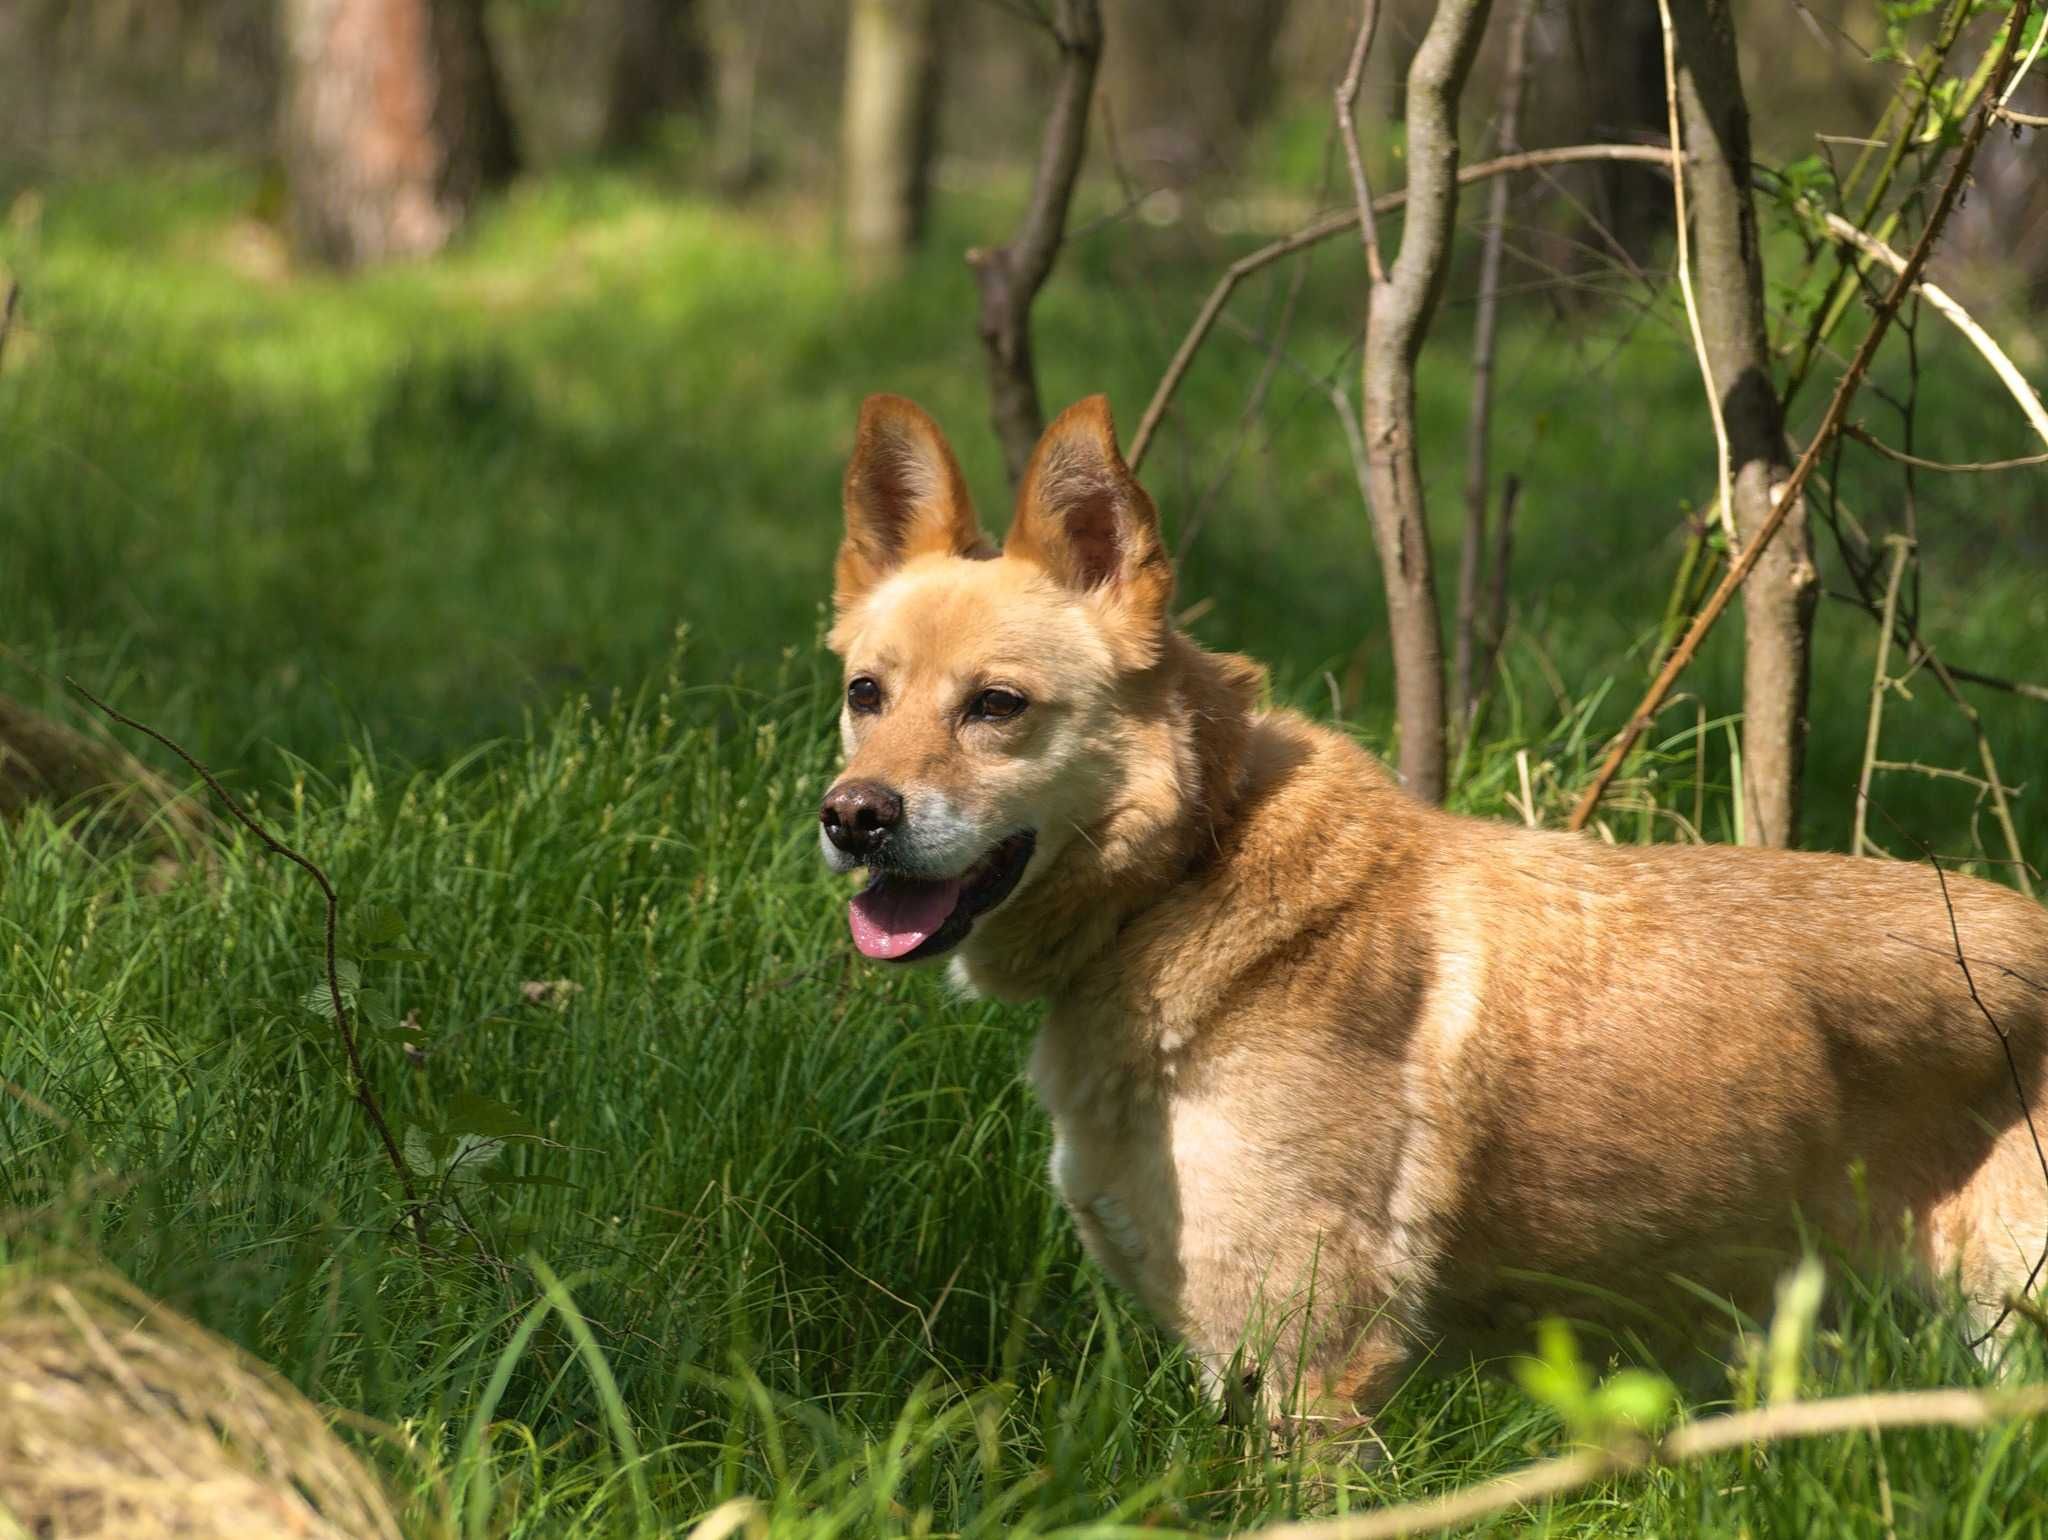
279 0 518 270
1672 1 1814 847
705 0 763 191
1361 0 1493 805
840 0 942 285
970 0 1102 489
1567 0 1665 266
1452 0 1534 733
598 0 705 156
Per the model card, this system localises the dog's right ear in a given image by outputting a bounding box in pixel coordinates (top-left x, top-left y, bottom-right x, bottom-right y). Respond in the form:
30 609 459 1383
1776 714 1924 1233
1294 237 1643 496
836 395 987 615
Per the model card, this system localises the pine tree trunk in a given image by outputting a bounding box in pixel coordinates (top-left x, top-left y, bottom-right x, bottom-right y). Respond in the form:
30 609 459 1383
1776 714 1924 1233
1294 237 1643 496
1672 0 1814 847
840 0 941 285
598 0 704 156
280 0 518 270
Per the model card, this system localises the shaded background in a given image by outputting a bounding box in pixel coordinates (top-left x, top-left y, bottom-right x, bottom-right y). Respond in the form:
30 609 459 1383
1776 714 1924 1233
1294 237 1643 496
2 0 2044 851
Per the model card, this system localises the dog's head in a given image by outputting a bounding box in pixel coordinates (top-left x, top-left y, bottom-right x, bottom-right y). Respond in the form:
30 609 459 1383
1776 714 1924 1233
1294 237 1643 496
819 392 1187 967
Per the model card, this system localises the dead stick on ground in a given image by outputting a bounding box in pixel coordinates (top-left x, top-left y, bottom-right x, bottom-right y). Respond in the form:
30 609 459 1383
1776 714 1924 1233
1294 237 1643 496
1250 1386 2048 1540
1126 143 1672 472
1565 0 2033 833
65 678 426 1236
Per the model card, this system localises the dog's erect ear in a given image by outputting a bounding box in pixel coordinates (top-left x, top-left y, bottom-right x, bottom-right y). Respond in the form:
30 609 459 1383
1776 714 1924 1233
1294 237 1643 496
1004 396 1173 660
836 395 988 614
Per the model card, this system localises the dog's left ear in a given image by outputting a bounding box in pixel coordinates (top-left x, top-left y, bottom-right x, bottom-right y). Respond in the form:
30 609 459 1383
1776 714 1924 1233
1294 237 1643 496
1005 396 1173 664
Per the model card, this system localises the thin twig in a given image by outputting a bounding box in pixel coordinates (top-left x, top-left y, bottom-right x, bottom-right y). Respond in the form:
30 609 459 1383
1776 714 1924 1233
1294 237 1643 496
1819 211 2048 454
1853 537 1915 858
1473 471 1520 737
1861 796 2048 1345
1334 0 1386 287
0 279 18 370
64 678 426 1235
1997 7 2048 109
1658 0 1735 546
1125 142 1673 471
968 0 1104 487
1566 2 2033 833
1842 422 2048 473
1871 759 1999 789
1812 486 2041 893
1453 0 1534 733
1256 1386 2048 1540
1997 106 2048 125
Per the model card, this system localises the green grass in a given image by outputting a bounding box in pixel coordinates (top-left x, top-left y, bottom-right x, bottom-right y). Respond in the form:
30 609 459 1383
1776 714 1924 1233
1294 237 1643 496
2 160 2043 853
3 667 2045 1536
2 163 2047 1534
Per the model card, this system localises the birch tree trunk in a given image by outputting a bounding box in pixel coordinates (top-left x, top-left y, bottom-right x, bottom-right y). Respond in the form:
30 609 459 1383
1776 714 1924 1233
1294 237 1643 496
1672 0 1814 847
841 0 942 285
280 0 518 270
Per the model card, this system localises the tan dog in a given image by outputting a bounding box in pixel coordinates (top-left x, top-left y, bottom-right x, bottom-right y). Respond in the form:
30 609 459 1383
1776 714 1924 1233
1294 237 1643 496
819 391 2048 1423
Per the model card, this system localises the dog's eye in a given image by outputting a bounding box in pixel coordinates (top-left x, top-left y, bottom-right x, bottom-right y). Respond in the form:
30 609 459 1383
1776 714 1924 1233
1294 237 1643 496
847 677 883 713
970 687 1027 722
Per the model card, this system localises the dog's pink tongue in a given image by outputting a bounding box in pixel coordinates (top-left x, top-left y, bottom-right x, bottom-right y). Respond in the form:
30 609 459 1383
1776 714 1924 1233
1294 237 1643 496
849 877 964 959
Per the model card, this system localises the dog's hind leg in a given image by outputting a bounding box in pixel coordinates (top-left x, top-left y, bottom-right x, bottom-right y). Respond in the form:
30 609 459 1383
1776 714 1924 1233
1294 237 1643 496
1922 1116 2048 1358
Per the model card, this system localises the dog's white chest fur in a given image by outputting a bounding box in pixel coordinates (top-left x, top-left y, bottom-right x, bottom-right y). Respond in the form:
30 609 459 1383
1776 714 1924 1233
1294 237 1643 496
1030 1024 1280 1354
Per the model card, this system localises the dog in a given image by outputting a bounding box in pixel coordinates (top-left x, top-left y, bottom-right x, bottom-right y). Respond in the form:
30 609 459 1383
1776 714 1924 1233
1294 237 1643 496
818 390 2048 1426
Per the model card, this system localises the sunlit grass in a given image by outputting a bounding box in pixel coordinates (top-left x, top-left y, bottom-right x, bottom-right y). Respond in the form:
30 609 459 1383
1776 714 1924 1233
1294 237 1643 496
2 162 2042 858
1 163 2045 1534
2 664 2043 1535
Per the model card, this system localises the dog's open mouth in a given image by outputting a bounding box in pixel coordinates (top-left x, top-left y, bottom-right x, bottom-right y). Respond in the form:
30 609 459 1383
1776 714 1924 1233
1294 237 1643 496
848 832 1036 962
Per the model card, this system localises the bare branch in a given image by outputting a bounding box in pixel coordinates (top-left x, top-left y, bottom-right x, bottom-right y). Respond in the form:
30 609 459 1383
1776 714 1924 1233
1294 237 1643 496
1452 0 1535 733
1853 537 1915 858
1819 210 2048 454
64 679 426 1236
1566 1 2034 834
1659 0 1736 547
1673 0 1815 849
1996 106 2048 125
0 279 18 370
1334 1 1387 286
1860 795 2048 1336
968 0 1103 487
1125 143 1673 472
1842 422 2048 473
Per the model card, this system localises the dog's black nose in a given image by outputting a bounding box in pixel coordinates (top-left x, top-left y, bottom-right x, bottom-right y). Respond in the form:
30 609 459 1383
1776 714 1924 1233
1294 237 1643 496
821 780 903 856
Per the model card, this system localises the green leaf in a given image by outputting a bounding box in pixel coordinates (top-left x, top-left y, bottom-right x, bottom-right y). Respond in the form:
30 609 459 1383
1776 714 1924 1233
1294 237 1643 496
355 988 398 1030
443 1092 545 1140
1594 1370 1674 1433
361 947 434 964
300 958 362 1020
360 903 407 945
483 1169 579 1189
